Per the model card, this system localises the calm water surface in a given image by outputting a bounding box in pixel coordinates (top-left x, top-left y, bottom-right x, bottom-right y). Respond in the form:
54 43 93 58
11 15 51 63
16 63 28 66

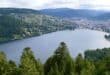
0 29 110 63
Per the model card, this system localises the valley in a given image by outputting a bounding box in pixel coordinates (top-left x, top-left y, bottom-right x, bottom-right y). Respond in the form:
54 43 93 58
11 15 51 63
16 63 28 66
0 8 110 75
0 0 110 74
0 8 110 43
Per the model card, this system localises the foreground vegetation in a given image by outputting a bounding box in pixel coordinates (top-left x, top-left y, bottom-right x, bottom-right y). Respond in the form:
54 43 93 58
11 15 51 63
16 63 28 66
0 42 110 75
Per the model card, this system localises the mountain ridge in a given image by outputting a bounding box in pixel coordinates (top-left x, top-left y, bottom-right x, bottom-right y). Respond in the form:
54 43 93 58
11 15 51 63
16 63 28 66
41 8 110 20
0 8 78 43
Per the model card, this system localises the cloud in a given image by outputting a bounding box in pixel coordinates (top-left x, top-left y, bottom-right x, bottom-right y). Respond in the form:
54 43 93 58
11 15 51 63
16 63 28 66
0 0 50 9
0 0 110 10
81 0 110 10
0 0 80 9
42 0 80 9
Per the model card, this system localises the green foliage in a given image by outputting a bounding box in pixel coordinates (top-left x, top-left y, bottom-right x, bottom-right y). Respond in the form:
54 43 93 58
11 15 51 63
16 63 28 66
85 48 110 75
81 60 95 75
44 42 74 75
75 54 84 75
85 48 110 62
0 52 17 75
0 42 110 75
0 15 26 43
0 8 78 43
0 52 9 75
94 57 110 75
8 60 19 75
19 47 43 75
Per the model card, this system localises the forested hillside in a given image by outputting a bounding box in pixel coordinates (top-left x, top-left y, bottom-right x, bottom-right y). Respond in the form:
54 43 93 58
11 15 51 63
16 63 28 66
85 48 110 61
0 42 110 75
0 8 77 43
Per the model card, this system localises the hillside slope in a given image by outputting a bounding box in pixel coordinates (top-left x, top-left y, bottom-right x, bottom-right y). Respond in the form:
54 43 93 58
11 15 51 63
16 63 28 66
0 8 77 43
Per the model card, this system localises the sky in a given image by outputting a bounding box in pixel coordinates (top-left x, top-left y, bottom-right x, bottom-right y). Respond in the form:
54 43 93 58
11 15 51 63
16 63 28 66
0 0 110 10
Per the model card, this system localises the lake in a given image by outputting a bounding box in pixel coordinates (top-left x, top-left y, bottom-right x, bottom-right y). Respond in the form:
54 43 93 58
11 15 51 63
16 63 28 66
0 29 110 63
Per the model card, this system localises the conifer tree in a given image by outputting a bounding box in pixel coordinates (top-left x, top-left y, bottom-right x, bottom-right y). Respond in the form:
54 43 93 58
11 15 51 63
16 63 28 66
0 52 9 75
75 54 84 75
81 60 95 75
19 47 43 75
44 42 74 75
8 60 18 75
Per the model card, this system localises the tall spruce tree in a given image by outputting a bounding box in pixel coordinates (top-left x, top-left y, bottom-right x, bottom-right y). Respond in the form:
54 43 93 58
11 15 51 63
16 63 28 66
8 60 19 75
75 54 84 75
0 52 10 75
81 60 95 75
95 56 110 75
19 47 43 75
44 42 75 75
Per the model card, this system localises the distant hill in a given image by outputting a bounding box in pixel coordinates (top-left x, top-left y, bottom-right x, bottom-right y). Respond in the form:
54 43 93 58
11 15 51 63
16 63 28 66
0 8 40 14
0 8 78 43
41 8 110 20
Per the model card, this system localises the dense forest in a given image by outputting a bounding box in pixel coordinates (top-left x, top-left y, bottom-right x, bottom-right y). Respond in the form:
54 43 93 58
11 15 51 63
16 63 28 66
0 42 110 75
0 8 77 43
0 14 77 43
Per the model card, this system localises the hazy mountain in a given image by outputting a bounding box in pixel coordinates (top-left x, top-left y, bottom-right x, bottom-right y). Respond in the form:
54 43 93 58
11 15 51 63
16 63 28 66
41 8 110 20
0 8 40 14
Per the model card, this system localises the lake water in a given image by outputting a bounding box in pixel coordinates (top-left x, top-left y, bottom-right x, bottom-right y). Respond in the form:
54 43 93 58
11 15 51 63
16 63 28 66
0 29 110 63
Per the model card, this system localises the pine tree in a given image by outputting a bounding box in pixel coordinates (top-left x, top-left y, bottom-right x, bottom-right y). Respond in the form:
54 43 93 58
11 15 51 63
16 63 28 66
81 60 95 75
75 54 84 75
95 56 110 75
0 52 9 75
8 60 18 75
44 42 74 75
19 47 43 75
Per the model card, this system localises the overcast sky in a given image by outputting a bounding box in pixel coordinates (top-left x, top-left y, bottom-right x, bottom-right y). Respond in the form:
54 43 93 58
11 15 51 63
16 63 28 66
0 0 110 10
